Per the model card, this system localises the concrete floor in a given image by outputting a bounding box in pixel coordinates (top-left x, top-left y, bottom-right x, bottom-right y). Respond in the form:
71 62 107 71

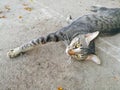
0 0 120 90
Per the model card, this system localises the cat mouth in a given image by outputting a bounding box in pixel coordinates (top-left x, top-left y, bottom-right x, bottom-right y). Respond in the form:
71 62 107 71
66 49 88 60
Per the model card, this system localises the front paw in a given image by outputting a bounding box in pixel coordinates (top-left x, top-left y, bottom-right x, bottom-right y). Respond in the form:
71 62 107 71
7 48 21 58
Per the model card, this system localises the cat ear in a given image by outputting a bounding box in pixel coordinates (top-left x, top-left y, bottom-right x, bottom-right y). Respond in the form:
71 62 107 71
85 31 99 45
86 54 101 64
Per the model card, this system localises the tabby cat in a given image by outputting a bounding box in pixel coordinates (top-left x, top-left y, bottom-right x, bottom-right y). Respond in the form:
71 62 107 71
7 6 120 64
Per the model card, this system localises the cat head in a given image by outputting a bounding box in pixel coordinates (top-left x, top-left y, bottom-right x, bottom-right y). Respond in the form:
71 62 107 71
66 31 101 64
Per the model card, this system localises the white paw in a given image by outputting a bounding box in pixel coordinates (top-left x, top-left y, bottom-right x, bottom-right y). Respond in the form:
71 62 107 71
7 47 21 58
66 15 73 24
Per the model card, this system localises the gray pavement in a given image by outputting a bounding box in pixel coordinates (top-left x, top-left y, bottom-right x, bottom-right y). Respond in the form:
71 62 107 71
0 0 120 90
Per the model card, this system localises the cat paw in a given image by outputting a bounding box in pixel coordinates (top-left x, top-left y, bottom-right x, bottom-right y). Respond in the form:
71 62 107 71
7 48 21 58
66 15 73 24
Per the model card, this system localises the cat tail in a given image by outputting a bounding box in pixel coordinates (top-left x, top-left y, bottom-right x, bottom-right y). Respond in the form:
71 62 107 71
7 32 64 58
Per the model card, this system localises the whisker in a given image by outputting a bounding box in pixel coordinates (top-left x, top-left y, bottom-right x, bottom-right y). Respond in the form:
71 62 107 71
66 57 74 65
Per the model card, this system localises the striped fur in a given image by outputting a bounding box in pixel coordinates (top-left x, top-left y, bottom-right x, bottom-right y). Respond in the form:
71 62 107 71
8 6 120 58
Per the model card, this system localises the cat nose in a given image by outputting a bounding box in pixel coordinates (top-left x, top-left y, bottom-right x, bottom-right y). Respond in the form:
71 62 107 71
68 49 75 55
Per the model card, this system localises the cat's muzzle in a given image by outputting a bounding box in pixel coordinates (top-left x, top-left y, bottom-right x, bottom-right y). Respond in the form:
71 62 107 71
67 49 76 55
67 49 87 60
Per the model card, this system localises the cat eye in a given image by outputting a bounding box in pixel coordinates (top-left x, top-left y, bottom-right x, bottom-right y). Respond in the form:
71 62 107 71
73 43 80 49
73 43 82 49
76 54 80 57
